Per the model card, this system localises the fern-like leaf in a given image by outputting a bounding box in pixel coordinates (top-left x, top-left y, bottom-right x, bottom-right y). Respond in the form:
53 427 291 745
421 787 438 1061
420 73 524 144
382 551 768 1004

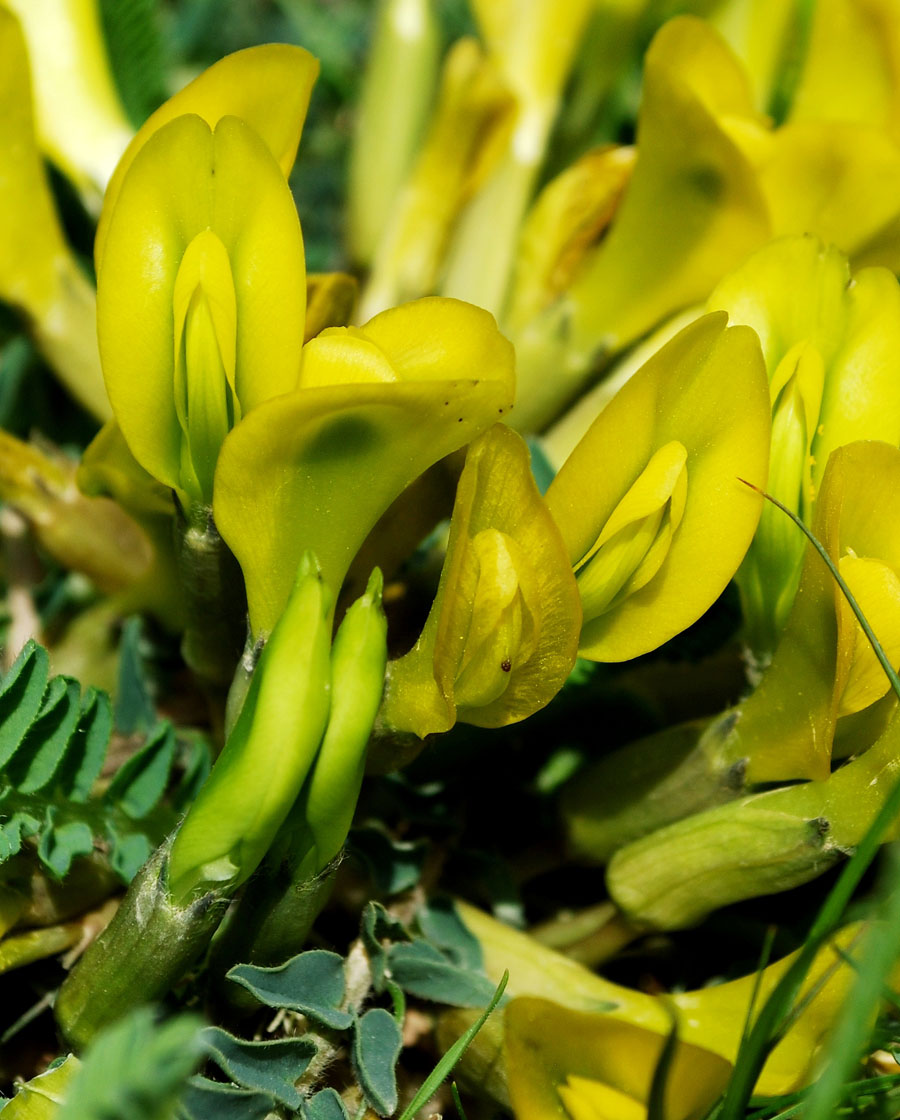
0 641 189 884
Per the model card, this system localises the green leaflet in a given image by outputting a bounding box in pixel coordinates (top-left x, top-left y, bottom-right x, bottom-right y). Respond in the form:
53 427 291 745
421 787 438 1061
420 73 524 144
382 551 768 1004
353 1008 402 1116
201 1027 316 1110
227 950 354 1031
0 641 177 882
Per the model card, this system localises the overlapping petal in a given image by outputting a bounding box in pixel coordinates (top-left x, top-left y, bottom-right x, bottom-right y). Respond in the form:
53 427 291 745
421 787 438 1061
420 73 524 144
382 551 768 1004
95 42 318 268
214 298 515 635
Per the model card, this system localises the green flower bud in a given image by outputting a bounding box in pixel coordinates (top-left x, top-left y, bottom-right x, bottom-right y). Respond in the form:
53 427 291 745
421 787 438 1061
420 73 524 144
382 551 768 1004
168 552 333 903
296 568 388 874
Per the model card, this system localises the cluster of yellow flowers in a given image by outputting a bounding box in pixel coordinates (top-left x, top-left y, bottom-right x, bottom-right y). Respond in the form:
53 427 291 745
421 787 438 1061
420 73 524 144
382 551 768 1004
3 0 900 1116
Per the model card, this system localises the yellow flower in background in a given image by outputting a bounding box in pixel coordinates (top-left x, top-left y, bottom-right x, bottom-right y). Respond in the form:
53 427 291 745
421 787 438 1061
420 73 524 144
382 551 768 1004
3 0 132 211
707 236 900 654
446 903 887 1117
0 6 108 419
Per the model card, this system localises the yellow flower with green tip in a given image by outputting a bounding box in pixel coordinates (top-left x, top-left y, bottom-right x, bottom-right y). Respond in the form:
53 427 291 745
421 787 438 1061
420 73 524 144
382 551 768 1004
213 297 516 636
545 312 770 661
381 423 580 737
97 112 307 509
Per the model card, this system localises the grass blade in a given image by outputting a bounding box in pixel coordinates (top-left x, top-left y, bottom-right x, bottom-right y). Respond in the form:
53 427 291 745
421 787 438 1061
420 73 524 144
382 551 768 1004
396 971 508 1120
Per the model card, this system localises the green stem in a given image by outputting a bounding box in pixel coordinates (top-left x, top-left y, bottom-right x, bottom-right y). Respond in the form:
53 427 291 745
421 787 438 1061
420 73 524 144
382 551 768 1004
174 501 247 691
207 828 337 1007
54 834 231 1050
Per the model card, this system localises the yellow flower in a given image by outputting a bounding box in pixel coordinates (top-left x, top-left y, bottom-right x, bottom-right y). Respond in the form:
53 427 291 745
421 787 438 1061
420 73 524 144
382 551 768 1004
545 313 770 661
97 113 307 508
381 423 580 736
214 298 516 635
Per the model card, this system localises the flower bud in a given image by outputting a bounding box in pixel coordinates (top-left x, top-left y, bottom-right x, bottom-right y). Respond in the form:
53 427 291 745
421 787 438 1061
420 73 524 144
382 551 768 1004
168 553 333 903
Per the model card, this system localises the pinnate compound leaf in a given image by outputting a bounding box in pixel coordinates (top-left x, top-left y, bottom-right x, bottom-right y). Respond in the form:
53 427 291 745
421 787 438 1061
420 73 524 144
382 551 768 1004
177 1077 275 1120
352 1008 402 1117
57 1007 204 1120
37 811 94 879
54 688 113 801
7 677 81 792
227 950 353 1029
201 1026 316 1109
104 722 176 819
0 640 49 768
386 941 498 1007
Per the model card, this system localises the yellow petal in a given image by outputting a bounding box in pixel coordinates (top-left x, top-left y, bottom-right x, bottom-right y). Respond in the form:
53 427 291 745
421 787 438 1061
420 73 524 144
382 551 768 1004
505 998 730 1120
708 235 900 653
358 36 515 319
760 122 900 269
788 0 900 138
558 1076 646 1120
566 16 770 360
837 554 900 716
95 43 319 268
299 330 399 388
0 6 109 419
383 424 580 734
347 0 440 265
506 145 635 331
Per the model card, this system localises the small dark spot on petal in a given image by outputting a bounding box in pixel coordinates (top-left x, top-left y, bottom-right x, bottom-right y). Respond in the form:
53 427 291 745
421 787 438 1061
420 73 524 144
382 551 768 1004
501 659 511 672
